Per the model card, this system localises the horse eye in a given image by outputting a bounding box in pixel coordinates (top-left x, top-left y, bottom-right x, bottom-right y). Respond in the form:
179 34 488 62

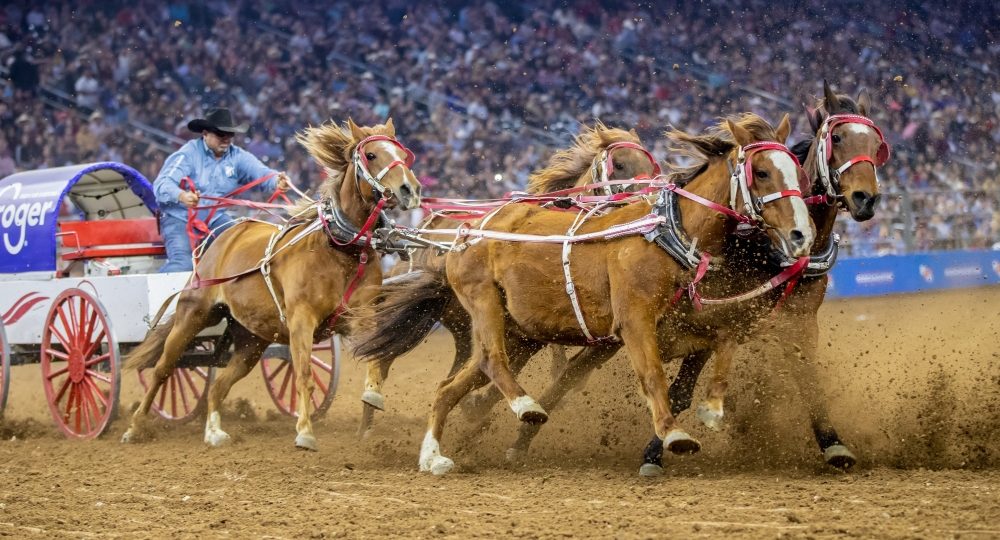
754 170 769 179
832 134 842 144
365 152 376 160
614 162 624 170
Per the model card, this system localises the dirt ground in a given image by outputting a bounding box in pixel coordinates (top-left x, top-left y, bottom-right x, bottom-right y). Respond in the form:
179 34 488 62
1 287 999 538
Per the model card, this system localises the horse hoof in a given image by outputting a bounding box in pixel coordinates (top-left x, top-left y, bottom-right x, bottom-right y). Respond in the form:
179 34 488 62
505 447 527 464
361 391 385 411
428 456 454 476
696 403 724 431
511 396 548 424
824 444 857 470
638 463 664 477
120 429 136 444
204 430 232 447
295 434 319 452
664 429 701 455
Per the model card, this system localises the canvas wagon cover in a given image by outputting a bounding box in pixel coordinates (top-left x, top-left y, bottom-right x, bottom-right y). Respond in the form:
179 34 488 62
0 162 157 274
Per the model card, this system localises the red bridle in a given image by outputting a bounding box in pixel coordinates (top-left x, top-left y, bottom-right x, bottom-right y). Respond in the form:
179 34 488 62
815 114 891 199
593 141 662 195
353 135 416 200
731 141 806 223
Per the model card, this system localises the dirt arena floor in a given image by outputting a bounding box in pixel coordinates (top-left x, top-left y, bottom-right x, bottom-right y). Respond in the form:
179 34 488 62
1 287 999 538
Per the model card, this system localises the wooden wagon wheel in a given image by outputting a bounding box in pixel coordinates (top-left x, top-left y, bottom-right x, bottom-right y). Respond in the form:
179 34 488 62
259 335 341 420
0 321 10 418
137 366 215 423
40 288 121 439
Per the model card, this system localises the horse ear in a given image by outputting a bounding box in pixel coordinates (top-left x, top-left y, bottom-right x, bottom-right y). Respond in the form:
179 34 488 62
857 89 871 116
384 117 396 136
726 119 753 147
775 113 791 144
347 118 365 141
823 80 841 113
805 105 822 133
629 128 639 138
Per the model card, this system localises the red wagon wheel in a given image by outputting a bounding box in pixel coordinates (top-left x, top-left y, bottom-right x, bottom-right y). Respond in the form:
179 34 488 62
259 335 341 420
40 289 121 439
137 366 214 422
0 322 10 417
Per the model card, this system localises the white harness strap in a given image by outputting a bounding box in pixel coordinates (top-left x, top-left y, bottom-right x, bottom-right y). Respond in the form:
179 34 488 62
561 204 613 342
258 204 327 324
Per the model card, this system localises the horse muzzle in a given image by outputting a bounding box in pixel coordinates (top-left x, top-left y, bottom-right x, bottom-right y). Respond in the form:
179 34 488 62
848 191 880 221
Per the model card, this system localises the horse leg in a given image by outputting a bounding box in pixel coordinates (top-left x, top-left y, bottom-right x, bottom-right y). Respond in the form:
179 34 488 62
358 358 391 436
420 351 491 475
121 299 220 443
783 313 856 470
639 348 713 477
203 323 269 447
548 345 569 381
507 343 620 463
287 311 321 451
695 341 736 431
618 310 700 466
463 334 540 423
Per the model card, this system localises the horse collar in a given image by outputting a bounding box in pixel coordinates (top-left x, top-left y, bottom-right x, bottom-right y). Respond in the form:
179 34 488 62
644 189 710 271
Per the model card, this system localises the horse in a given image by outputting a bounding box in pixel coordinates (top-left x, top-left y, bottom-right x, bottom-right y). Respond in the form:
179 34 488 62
353 113 814 475
633 82 889 474
503 82 889 476
357 121 661 434
122 119 422 451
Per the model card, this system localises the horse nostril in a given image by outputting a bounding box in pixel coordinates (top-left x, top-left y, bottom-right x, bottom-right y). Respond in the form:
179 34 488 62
400 183 413 199
790 229 806 246
851 191 870 209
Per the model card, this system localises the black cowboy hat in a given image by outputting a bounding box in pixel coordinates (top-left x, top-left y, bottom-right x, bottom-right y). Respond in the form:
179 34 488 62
187 107 249 134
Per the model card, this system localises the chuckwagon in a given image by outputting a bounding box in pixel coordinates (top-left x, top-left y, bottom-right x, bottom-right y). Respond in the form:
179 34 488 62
0 162 340 438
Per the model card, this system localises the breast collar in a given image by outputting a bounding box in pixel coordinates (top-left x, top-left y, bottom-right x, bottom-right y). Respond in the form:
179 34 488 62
644 188 838 278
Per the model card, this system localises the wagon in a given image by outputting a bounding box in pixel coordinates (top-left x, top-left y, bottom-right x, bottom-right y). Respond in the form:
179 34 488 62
0 162 340 438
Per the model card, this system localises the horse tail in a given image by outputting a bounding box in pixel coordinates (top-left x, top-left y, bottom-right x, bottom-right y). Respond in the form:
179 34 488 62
352 269 452 364
124 316 174 371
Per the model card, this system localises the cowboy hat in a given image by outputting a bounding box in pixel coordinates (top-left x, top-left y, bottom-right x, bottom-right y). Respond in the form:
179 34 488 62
187 107 249 134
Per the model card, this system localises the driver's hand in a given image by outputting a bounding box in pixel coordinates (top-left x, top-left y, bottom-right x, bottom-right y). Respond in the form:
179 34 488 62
276 172 290 191
178 190 200 208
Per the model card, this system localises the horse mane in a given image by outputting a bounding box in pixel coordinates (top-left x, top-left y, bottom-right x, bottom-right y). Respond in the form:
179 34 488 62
665 113 779 185
525 121 641 194
288 120 396 220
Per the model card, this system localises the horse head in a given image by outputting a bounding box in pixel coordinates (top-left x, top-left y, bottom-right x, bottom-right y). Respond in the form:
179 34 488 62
591 125 661 194
526 122 660 195
804 81 890 221
726 113 815 258
297 118 422 215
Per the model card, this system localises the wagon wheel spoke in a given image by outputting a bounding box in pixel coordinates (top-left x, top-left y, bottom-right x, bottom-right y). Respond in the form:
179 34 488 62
81 329 107 360
311 369 329 397
45 347 70 362
82 375 110 408
53 374 72 405
265 360 289 383
49 323 72 353
276 363 294 404
85 369 112 384
78 382 96 434
45 360 70 379
84 353 111 368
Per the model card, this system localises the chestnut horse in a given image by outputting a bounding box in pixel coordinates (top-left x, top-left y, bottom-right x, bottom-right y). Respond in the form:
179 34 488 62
357 122 661 434
506 83 888 475
122 119 421 451
633 82 889 474
354 113 814 475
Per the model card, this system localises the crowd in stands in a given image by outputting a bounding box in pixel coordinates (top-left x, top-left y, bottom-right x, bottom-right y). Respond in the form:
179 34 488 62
2 0 998 254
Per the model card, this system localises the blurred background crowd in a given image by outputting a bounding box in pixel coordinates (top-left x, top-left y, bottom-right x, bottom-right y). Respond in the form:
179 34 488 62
2 0 998 255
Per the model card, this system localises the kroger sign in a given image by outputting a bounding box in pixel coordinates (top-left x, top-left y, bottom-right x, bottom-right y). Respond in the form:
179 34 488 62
0 182 58 255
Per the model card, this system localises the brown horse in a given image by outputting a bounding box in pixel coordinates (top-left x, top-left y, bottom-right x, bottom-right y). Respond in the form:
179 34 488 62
357 122 661 433
354 113 814 475
505 82 888 476
122 119 421 450
634 82 889 473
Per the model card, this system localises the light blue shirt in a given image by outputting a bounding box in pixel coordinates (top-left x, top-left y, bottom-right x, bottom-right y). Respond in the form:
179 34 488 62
153 138 279 222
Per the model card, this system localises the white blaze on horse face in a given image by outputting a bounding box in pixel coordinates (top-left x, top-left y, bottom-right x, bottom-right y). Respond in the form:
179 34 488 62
767 152 812 245
846 123 874 136
373 139 418 204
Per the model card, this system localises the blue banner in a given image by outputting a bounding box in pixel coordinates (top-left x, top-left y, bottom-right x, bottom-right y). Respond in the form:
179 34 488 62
827 250 1000 298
